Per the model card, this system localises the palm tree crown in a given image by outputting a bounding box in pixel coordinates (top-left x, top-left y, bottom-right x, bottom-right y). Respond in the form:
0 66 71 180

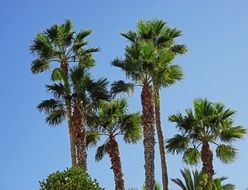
167 98 246 176
38 66 109 126
30 19 98 75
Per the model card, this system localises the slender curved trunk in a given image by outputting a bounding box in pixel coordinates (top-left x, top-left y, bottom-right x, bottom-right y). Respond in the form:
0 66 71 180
66 98 77 166
141 81 155 190
201 141 214 177
72 101 87 170
106 137 125 190
61 60 77 166
154 85 169 190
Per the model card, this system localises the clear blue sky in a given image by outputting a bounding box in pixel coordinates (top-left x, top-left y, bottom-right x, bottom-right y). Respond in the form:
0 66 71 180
1 1 248 189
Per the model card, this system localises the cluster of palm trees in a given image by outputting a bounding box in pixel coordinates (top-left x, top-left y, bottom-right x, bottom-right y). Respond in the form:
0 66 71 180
31 19 246 190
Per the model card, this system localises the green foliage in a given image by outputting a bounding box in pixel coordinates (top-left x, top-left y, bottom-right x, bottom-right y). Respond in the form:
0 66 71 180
111 80 134 97
167 98 246 166
88 98 142 161
38 65 109 127
39 167 103 190
183 148 201 165
30 19 98 74
171 169 235 190
216 144 237 163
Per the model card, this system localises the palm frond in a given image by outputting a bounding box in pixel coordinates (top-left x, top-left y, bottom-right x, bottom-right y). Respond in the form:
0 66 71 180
45 83 66 99
183 148 201 165
88 78 110 104
111 80 134 97
171 178 188 190
86 130 100 148
30 34 54 59
166 134 189 154
170 44 187 54
220 126 247 142
168 111 195 132
37 99 64 113
222 183 235 190
76 29 92 41
121 112 142 143
216 144 237 163
121 30 137 42
45 109 66 126
37 99 66 126
31 59 50 74
95 143 107 161
51 68 67 82
158 64 183 87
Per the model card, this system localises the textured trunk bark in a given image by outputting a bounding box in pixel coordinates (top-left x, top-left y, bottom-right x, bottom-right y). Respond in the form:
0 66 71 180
106 137 125 190
72 102 87 170
66 98 77 166
141 82 155 190
154 86 169 190
201 141 214 177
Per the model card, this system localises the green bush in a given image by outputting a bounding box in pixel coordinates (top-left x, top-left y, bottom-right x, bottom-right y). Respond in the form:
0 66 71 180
39 167 103 190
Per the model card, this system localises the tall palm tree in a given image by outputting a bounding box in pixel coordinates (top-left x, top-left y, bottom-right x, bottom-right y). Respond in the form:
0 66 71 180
113 19 187 190
30 19 99 166
37 65 109 170
87 99 141 190
132 19 187 190
167 98 246 177
171 168 235 190
112 40 157 189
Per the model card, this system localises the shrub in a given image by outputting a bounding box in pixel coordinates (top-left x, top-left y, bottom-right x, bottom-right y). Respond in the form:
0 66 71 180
39 167 103 190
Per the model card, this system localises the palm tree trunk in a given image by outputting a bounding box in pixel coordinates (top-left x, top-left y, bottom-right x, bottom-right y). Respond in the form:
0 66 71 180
106 137 125 190
72 102 87 170
154 86 169 190
66 98 77 166
201 141 214 177
60 60 76 166
141 81 155 190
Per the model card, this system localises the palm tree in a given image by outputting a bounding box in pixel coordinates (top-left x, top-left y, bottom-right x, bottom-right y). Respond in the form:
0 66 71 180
113 19 187 190
131 19 187 190
112 39 157 189
37 65 109 169
30 19 99 166
167 98 246 177
87 99 141 190
171 168 235 190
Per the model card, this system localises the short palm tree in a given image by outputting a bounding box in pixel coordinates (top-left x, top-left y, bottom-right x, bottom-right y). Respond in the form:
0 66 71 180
37 65 109 169
167 98 246 176
31 19 99 166
87 99 141 190
171 168 235 190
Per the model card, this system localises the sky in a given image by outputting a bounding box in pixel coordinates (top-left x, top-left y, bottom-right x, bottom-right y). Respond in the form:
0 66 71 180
1 0 248 189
